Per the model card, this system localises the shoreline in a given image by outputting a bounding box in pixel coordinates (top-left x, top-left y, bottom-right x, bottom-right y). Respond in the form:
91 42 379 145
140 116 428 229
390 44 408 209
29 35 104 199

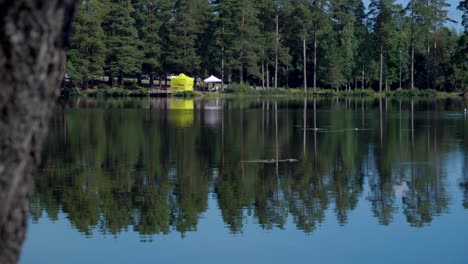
65 87 464 99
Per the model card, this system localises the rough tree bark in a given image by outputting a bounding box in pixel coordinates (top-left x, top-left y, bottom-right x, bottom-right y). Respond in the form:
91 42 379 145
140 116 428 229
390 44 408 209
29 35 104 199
0 1 76 263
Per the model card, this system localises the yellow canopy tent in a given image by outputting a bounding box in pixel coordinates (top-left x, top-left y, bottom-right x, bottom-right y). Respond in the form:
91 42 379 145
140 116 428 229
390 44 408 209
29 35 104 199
170 73 194 92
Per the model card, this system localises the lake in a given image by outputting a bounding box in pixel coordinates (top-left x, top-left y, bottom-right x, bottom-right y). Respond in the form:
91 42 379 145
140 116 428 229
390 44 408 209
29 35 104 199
21 97 468 264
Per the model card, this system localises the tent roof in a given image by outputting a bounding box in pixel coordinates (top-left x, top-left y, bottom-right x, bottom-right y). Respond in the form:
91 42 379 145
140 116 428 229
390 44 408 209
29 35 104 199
173 73 193 80
204 75 222 83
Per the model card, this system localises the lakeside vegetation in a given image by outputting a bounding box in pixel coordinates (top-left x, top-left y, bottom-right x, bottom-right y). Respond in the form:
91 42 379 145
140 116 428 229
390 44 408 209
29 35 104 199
73 83 460 98
66 0 468 95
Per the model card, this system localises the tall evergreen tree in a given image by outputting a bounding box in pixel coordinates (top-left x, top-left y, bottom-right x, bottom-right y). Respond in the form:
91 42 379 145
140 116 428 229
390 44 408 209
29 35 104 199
290 0 312 91
103 0 144 87
156 0 175 87
460 0 468 33
133 0 161 88
450 1 468 90
329 0 358 90
429 0 455 89
172 0 212 82
67 0 107 89
311 0 330 91
350 0 371 90
257 0 277 88
368 0 398 92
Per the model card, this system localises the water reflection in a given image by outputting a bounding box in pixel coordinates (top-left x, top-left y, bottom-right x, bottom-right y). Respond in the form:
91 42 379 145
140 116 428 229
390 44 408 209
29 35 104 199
31 97 467 238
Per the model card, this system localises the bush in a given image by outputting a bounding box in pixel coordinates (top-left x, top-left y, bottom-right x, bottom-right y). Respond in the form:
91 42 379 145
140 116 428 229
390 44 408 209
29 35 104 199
127 80 141 90
173 90 195 98
104 88 130 97
258 88 291 95
388 88 438 97
97 83 109 90
82 89 100 97
312 89 337 97
225 83 259 95
341 89 376 97
419 89 438 97
129 88 149 97
61 87 80 97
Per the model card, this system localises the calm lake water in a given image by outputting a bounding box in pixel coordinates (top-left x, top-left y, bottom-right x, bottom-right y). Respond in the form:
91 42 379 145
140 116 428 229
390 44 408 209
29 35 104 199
21 97 468 264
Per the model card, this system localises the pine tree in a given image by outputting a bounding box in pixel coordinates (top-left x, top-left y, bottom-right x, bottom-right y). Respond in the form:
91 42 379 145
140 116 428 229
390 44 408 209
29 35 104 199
67 0 107 88
103 0 144 87
368 0 398 92
429 0 455 89
172 0 212 85
156 0 175 87
329 0 358 90
290 0 312 91
215 0 261 84
460 0 468 33
133 0 161 88
235 0 262 83
311 0 330 91
451 1 468 90
349 0 369 90
257 0 277 88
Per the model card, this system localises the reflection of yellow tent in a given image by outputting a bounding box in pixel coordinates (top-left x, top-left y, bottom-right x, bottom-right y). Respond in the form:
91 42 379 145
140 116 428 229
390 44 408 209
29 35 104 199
170 73 194 92
168 99 194 127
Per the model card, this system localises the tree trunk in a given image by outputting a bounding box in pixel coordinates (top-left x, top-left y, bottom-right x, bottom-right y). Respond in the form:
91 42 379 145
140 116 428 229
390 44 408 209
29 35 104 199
411 43 415 90
221 22 225 91
118 72 124 88
313 30 317 92
108 73 113 87
0 1 77 263
362 69 365 91
433 5 438 90
149 74 154 89
239 66 244 84
266 68 270 89
379 44 383 93
274 13 279 89
261 60 265 89
303 31 307 93
411 0 415 90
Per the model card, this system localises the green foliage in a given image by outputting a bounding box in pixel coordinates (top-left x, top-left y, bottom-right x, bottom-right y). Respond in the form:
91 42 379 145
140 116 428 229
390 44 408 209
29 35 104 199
341 89 377 97
104 88 130 97
82 89 101 97
172 91 196 98
460 0 468 33
129 88 150 97
259 88 296 96
67 0 107 87
68 0 465 92
225 83 260 95
311 89 338 97
388 88 439 97
103 0 143 85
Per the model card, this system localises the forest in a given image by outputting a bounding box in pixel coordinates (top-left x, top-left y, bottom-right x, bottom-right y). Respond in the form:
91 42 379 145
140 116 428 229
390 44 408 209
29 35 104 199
67 0 468 92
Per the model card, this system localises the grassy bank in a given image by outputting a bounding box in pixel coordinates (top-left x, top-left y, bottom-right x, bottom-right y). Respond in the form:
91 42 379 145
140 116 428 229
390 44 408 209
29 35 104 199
76 87 201 98
65 83 461 99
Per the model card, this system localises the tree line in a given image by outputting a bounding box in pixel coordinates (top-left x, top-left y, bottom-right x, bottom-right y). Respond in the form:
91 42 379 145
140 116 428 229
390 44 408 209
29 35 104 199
67 0 468 92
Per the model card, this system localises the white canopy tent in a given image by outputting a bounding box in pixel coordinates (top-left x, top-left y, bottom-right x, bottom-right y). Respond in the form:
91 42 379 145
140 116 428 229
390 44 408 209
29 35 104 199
203 75 222 91
204 75 222 83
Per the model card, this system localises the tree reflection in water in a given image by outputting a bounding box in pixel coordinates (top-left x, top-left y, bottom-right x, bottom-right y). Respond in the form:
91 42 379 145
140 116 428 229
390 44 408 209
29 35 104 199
30 98 466 239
